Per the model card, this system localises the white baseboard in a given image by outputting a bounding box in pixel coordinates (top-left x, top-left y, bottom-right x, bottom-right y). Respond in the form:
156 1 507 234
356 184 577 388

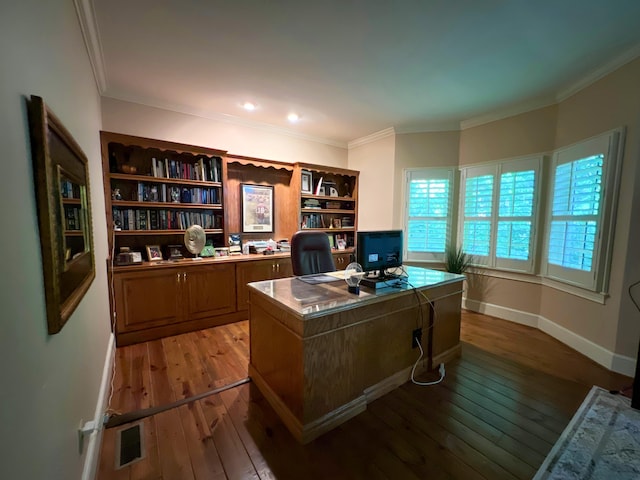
463 297 539 328
82 332 116 480
463 297 636 377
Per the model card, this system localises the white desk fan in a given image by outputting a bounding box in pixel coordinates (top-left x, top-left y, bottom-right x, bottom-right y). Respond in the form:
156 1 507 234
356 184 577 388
184 224 206 260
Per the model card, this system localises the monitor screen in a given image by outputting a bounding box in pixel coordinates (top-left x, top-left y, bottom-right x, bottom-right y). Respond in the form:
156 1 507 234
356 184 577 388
356 230 403 273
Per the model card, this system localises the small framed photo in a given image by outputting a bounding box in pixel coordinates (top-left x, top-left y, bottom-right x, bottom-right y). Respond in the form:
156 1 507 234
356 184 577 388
167 244 183 260
301 170 313 194
332 218 342 229
146 245 163 261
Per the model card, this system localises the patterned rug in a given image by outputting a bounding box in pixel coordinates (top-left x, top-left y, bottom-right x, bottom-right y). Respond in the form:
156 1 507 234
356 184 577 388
534 385 640 479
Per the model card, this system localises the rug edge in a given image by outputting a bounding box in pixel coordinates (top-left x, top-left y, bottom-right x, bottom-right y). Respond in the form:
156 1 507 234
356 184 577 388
531 385 606 480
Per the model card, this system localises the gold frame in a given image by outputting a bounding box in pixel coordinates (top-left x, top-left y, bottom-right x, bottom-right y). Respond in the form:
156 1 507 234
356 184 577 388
146 245 163 261
28 95 95 334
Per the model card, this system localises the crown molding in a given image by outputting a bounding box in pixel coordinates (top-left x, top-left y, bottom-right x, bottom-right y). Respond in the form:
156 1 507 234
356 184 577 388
74 0 107 93
395 121 461 134
556 42 640 102
103 93 348 149
347 127 396 149
460 96 557 130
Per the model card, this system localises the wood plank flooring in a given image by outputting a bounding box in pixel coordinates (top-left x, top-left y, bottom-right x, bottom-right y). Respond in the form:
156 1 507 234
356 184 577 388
97 311 632 479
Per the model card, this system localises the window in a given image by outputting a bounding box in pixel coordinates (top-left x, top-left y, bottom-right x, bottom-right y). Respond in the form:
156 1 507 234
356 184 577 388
404 168 455 262
543 129 623 292
459 156 541 272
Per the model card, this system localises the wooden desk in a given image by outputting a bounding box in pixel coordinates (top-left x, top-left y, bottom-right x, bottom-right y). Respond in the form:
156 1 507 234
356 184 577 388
247 266 464 443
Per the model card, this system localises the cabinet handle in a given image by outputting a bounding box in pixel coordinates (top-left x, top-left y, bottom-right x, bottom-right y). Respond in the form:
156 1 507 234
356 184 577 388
177 273 181 283
183 272 187 282
277 264 280 273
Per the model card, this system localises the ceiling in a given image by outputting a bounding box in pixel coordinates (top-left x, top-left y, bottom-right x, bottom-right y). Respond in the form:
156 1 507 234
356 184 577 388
90 0 640 146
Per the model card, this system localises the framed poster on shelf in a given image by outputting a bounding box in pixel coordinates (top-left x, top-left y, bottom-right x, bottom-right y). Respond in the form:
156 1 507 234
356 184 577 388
241 184 274 233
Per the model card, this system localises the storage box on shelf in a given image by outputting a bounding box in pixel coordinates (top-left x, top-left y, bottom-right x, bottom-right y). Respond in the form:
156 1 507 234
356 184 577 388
297 163 359 256
100 131 227 258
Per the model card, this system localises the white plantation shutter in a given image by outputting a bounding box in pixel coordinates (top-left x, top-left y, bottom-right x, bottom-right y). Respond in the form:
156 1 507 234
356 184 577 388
463 173 493 258
548 156 602 271
543 129 623 292
460 157 541 272
404 168 455 262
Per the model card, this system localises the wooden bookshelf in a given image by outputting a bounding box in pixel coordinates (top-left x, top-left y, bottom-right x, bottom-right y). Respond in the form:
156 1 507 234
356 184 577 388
100 131 228 259
297 163 359 251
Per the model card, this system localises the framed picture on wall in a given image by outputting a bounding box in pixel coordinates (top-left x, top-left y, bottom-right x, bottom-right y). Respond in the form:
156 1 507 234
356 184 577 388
241 184 274 233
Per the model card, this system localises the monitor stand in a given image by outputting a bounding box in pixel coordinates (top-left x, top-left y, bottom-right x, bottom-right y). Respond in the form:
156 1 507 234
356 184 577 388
360 272 405 289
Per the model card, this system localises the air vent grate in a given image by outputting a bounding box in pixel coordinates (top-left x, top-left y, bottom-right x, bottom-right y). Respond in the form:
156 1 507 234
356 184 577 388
116 422 144 469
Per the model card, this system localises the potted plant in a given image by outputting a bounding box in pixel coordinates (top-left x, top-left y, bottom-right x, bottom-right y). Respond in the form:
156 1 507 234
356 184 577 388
445 245 472 274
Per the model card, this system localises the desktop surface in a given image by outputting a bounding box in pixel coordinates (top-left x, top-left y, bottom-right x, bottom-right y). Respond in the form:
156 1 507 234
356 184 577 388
247 265 464 319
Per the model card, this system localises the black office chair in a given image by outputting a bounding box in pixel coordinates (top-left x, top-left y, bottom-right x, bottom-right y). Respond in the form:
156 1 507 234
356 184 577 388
291 230 336 276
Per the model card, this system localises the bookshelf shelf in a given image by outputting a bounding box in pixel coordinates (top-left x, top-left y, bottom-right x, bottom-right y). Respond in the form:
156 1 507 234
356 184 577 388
112 200 223 210
114 229 224 236
109 172 222 188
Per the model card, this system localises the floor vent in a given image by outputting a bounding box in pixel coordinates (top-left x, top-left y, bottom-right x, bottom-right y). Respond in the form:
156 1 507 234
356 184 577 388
115 422 145 469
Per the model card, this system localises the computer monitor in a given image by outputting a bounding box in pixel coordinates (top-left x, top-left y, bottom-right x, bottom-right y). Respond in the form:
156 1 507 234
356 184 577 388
356 230 403 275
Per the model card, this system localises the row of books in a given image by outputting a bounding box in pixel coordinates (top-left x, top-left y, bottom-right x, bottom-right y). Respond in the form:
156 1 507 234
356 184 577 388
300 214 355 229
64 205 83 231
113 208 222 231
135 182 221 204
150 156 222 182
60 178 81 199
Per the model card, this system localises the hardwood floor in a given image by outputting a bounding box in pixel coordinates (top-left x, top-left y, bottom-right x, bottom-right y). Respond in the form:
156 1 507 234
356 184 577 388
97 310 632 480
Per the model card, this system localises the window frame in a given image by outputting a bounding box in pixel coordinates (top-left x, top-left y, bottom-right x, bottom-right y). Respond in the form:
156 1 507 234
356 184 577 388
458 156 543 273
541 128 624 293
403 167 456 263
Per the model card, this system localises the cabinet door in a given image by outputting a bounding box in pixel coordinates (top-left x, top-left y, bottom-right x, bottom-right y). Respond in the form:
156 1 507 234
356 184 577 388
235 259 277 311
273 258 292 279
333 252 353 270
182 263 237 321
114 269 180 333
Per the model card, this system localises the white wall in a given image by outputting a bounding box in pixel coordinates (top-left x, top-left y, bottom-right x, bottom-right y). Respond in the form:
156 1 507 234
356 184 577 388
348 133 396 230
0 1 111 479
101 97 348 167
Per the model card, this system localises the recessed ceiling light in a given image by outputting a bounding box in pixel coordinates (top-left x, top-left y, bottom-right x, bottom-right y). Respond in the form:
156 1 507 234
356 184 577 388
287 113 299 123
243 102 256 111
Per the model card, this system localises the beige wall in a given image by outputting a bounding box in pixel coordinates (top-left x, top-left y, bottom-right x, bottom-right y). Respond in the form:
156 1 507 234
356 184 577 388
0 1 111 478
393 131 461 229
102 97 348 168
460 58 640 362
549 58 640 357
348 134 396 230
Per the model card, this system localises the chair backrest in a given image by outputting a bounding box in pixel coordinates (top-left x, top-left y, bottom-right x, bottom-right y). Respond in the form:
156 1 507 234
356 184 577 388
291 230 336 276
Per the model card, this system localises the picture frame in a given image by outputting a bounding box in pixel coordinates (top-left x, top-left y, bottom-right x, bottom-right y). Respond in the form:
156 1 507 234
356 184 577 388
167 244 183 260
27 95 95 335
228 233 242 253
301 170 313 194
241 184 274 233
146 245 163 261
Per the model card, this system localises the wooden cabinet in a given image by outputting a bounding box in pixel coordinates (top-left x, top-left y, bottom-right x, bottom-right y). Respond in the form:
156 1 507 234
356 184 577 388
297 163 359 251
236 257 292 311
100 132 362 345
100 131 227 258
333 252 353 269
113 261 239 345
